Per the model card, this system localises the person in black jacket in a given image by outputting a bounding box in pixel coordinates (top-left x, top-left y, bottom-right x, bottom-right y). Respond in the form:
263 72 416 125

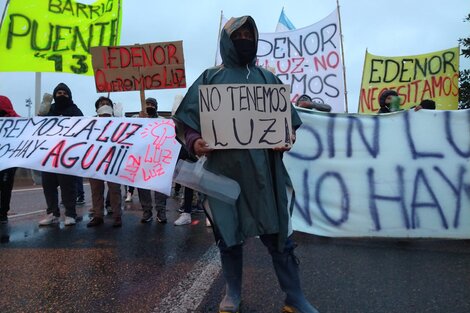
38 83 84 227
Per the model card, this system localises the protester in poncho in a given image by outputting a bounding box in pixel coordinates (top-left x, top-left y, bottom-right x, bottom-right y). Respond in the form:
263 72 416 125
174 16 319 313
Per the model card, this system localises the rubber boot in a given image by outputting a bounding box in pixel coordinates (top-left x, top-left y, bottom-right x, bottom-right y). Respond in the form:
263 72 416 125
271 249 319 313
219 245 243 313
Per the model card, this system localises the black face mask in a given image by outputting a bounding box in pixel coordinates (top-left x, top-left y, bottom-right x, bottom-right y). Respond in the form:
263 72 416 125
55 95 72 108
146 107 156 116
232 39 256 65
0 110 6 117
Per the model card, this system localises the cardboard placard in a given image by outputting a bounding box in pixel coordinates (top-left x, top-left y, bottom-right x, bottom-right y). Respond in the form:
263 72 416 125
91 41 186 92
199 84 292 149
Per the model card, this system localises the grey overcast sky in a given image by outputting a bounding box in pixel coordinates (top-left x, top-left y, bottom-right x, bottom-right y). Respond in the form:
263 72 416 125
0 0 469 116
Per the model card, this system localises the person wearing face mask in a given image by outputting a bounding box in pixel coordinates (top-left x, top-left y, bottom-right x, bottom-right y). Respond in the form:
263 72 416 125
174 16 318 313
136 97 168 224
38 83 83 227
0 96 19 224
378 89 399 114
143 97 158 117
87 97 123 228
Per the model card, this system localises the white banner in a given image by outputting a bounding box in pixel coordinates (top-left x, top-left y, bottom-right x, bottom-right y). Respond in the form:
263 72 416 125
258 9 345 113
0 116 181 195
286 109 470 238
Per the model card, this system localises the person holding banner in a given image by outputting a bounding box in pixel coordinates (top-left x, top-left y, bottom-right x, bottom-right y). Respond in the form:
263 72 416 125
137 97 168 224
414 99 436 111
174 16 319 313
87 97 123 228
39 83 83 227
295 94 332 112
378 90 399 114
0 96 20 224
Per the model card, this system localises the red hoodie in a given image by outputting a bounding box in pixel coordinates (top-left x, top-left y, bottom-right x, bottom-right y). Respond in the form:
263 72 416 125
0 96 20 117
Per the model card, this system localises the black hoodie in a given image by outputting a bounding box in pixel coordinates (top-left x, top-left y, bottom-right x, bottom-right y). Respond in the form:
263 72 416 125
47 83 83 117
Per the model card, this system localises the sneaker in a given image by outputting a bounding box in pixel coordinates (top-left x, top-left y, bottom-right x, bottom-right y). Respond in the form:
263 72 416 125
39 213 59 226
87 217 104 227
156 209 167 224
141 211 153 223
174 213 191 226
76 196 85 205
125 192 133 202
64 216 77 226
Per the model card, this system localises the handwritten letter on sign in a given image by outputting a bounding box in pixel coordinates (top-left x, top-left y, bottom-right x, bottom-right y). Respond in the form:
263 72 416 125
199 84 292 149
91 41 186 92
0 117 181 195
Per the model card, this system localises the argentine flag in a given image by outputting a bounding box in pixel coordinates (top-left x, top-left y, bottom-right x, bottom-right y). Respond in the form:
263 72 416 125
275 8 296 32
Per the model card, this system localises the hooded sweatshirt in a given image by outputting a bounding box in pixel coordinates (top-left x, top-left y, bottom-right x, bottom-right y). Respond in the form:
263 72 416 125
174 16 301 251
0 96 20 117
47 83 83 117
378 90 398 114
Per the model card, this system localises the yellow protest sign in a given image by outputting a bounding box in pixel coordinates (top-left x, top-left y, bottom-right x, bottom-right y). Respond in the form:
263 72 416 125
0 0 122 75
359 47 459 113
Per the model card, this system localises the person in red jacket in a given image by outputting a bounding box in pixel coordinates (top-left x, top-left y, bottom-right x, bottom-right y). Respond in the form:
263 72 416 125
0 96 20 224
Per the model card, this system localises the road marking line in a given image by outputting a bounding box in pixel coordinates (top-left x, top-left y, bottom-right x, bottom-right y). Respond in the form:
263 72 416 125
10 210 45 218
153 244 221 313
12 186 43 192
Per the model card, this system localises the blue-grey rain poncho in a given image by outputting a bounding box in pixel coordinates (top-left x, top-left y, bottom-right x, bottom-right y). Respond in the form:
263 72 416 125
174 16 302 251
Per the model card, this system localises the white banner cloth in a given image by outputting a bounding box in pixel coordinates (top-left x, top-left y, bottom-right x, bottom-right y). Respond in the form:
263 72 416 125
286 109 470 238
258 9 345 113
0 116 181 195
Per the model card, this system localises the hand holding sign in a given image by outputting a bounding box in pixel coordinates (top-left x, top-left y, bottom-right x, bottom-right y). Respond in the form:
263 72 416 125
193 138 213 157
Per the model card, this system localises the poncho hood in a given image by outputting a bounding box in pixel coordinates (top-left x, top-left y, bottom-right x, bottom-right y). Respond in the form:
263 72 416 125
220 16 259 68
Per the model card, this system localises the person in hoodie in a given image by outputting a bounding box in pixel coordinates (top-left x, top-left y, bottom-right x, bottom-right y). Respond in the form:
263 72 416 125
174 16 319 313
0 96 20 224
38 83 83 227
378 89 399 114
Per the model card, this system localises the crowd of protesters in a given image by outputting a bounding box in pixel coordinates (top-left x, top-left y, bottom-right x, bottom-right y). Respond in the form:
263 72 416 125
0 14 446 313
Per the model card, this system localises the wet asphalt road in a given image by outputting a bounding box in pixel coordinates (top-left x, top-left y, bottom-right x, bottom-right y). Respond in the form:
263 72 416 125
1 184 470 313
